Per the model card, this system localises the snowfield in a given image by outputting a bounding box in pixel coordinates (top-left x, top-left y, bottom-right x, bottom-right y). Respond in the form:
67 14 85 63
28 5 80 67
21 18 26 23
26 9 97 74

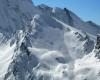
0 0 100 80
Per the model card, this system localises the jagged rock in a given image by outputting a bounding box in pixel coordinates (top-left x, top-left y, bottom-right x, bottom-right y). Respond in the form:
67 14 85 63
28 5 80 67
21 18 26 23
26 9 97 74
95 34 100 59
95 34 100 49
64 8 74 27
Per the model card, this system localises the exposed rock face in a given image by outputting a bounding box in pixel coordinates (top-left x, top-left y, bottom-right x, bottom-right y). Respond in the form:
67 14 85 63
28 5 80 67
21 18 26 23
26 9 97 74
95 34 100 59
95 34 100 49
64 8 74 27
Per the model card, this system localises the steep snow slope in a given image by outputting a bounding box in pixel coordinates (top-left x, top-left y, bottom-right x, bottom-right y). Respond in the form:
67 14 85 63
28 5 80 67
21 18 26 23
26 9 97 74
83 21 100 36
74 49 100 80
0 0 39 34
0 0 100 80
37 4 100 37
0 40 16 79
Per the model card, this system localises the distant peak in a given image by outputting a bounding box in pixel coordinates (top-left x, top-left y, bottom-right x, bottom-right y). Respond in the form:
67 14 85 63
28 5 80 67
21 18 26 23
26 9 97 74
64 8 69 11
87 21 94 24
37 4 52 9
86 21 99 27
38 4 48 7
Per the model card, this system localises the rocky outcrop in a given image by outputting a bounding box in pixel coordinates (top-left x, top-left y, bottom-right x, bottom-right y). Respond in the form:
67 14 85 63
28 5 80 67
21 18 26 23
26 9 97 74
95 34 100 59
64 8 74 27
95 34 100 49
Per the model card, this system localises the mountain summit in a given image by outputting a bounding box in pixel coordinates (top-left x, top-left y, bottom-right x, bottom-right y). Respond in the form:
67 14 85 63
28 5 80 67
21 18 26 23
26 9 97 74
0 0 100 80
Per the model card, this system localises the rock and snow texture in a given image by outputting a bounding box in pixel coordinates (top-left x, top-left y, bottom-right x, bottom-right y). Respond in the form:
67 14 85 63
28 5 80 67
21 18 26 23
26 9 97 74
0 0 100 80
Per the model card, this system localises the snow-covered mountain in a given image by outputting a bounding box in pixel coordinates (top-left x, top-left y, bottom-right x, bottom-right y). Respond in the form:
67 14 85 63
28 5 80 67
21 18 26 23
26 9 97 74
0 0 100 80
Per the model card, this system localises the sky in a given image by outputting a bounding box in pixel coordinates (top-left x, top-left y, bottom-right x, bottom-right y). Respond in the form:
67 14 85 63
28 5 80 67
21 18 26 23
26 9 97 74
32 0 100 25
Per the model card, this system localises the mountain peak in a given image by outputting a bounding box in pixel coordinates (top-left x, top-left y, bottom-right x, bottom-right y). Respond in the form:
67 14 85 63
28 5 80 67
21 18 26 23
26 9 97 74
38 4 50 8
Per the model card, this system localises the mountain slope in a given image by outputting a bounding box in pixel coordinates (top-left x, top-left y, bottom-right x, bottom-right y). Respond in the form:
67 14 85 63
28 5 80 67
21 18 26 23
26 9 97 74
0 0 100 80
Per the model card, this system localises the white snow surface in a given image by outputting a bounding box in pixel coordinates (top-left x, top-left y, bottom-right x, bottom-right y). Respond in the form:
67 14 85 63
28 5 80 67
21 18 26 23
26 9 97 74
0 40 16 79
0 0 100 80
